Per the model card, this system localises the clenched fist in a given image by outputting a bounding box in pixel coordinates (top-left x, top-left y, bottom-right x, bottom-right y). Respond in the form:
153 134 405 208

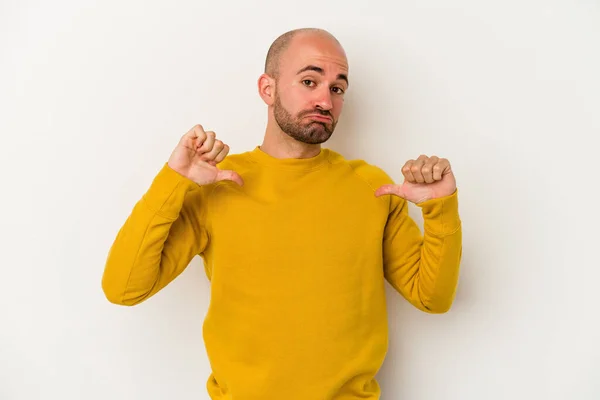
168 124 243 187
375 155 456 203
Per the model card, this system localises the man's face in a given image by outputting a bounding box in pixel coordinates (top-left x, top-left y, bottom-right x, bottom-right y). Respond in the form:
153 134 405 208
272 35 349 145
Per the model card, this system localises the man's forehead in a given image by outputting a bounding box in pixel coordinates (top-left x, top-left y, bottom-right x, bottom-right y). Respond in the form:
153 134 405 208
281 39 349 75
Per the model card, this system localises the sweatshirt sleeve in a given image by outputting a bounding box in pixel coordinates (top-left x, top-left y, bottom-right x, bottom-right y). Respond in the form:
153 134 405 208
382 190 462 313
101 163 211 306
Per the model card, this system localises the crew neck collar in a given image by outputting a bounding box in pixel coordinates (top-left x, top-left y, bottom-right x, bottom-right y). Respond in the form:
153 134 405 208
249 146 330 170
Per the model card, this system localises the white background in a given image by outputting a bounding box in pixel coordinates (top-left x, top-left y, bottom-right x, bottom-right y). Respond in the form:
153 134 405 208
1 1 599 399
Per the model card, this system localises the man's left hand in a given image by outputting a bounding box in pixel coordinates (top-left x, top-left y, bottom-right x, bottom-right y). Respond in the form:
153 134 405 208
375 155 456 204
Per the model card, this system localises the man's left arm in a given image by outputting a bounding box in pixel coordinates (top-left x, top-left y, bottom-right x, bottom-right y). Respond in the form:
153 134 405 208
375 155 462 313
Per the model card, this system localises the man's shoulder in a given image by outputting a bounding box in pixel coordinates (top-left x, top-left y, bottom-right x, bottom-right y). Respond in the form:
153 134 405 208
329 149 395 188
218 150 256 173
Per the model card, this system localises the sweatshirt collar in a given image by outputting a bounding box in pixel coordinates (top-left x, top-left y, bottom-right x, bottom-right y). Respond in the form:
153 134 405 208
249 146 330 171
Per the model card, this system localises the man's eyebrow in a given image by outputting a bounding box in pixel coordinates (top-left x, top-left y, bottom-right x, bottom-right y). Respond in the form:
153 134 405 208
337 73 349 86
297 65 324 75
297 65 349 86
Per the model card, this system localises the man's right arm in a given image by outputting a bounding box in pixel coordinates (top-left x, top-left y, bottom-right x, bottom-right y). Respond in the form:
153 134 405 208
101 124 243 306
101 164 209 306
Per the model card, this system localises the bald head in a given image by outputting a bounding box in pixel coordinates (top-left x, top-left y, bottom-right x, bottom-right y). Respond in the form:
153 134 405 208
264 28 344 79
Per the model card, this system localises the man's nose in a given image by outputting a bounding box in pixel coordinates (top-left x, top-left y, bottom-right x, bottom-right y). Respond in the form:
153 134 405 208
314 86 333 111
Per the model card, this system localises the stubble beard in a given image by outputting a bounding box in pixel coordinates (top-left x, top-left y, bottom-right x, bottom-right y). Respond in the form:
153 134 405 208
273 92 337 145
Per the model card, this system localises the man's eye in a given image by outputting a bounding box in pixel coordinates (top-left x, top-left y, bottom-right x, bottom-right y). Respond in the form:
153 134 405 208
302 80 314 86
332 87 345 94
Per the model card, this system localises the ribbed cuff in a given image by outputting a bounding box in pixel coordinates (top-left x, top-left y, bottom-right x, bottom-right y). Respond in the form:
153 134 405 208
142 163 199 220
417 189 461 236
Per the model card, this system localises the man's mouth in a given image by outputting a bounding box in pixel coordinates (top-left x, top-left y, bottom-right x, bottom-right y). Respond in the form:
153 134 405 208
305 114 332 122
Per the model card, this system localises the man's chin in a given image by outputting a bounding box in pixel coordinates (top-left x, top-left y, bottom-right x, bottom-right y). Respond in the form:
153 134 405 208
306 121 334 134
299 130 333 145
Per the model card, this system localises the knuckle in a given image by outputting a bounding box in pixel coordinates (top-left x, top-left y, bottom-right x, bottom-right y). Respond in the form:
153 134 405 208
411 165 420 172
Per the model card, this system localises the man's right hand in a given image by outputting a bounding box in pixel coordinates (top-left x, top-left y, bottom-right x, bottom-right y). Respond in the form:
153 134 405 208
167 124 244 186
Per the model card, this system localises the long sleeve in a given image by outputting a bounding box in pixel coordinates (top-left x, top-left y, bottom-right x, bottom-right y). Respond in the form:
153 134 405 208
102 163 211 306
382 190 462 313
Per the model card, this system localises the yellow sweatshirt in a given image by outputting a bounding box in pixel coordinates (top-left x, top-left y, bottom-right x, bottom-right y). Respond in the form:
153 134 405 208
102 146 462 400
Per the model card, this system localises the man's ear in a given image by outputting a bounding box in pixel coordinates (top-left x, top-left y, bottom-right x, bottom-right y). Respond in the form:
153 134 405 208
258 73 275 106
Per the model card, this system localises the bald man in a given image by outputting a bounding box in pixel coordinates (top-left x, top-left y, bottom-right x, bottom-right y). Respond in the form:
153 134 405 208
102 28 462 400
